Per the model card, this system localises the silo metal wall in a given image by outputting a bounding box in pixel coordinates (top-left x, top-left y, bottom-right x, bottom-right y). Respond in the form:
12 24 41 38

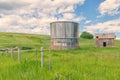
50 21 79 50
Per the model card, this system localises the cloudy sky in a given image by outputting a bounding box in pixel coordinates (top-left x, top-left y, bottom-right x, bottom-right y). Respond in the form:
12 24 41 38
0 0 120 38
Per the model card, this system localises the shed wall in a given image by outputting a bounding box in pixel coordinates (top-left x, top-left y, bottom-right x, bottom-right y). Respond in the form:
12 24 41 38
95 38 114 47
95 33 115 47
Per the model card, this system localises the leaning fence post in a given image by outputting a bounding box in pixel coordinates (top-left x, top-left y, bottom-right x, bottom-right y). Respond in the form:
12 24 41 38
49 48 51 70
26 50 28 61
41 47 44 68
18 47 21 63
11 48 14 60
6 48 8 56
35 49 38 64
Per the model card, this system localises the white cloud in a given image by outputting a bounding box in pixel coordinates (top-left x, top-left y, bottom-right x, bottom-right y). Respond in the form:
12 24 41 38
85 20 92 24
58 6 75 13
63 13 75 20
0 15 54 34
86 18 120 34
0 0 85 34
98 0 120 16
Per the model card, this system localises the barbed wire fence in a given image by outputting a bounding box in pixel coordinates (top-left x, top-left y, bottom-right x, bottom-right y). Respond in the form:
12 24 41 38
0 36 52 69
0 46 52 69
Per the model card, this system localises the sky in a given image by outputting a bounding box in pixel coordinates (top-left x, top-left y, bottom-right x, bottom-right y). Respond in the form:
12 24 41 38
0 0 120 38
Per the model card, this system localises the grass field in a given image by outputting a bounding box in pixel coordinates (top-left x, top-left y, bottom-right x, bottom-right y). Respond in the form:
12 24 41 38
0 32 120 80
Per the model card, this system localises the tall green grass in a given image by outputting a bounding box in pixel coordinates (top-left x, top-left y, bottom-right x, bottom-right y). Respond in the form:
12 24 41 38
0 32 120 80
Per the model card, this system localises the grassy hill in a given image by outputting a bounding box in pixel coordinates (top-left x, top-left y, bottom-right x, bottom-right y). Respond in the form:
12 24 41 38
0 32 120 80
0 32 50 49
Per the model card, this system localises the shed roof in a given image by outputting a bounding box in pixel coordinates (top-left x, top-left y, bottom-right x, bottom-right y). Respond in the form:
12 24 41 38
95 33 116 39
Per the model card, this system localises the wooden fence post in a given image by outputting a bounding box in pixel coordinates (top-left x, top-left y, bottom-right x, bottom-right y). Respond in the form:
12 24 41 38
49 48 51 70
18 48 21 63
35 49 38 64
6 48 8 56
11 48 14 60
26 50 28 61
41 47 44 68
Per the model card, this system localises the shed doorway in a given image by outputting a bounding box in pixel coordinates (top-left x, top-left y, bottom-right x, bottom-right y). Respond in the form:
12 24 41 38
103 42 106 47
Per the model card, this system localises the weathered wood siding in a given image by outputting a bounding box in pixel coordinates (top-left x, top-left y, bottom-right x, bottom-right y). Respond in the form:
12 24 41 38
50 21 79 50
95 33 115 47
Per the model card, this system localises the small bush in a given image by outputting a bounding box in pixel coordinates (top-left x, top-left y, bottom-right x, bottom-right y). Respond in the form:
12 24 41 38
80 31 93 39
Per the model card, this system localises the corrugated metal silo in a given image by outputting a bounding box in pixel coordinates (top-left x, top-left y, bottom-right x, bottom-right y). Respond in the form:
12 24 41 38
50 21 79 50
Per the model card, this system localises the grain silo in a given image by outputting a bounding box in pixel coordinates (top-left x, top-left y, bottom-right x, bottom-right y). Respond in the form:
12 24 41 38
50 21 79 50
